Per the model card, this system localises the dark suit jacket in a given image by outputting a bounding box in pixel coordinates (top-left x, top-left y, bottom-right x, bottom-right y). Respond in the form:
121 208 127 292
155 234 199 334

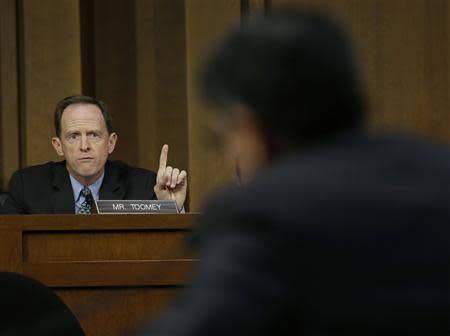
5 160 157 214
140 133 450 335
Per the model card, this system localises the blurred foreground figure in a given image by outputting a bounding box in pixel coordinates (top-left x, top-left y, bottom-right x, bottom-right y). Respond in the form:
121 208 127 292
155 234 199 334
139 9 450 335
0 272 84 335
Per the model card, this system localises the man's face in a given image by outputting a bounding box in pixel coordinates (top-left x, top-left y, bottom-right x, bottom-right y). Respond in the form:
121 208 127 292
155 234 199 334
210 105 269 183
51 103 117 185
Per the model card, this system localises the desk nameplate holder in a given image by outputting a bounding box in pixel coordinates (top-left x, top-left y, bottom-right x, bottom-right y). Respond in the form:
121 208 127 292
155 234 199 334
95 200 178 214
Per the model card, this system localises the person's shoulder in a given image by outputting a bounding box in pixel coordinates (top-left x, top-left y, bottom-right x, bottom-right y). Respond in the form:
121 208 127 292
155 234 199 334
359 132 450 180
105 160 156 178
197 176 284 241
198 132 450 237
11 161 65 179
384 132 450 162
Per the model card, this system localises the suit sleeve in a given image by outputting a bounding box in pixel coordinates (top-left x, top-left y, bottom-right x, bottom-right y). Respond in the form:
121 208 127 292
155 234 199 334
137 219 297 336
147 170 157 200
4 171 26 214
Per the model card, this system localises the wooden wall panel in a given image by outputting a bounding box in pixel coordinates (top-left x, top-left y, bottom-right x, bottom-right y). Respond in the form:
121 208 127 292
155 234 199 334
20 0 82 166
135 0 188 171
84 0 241 210
368 0 450 142
185 0 242 211
0 0 20 189
84 0 188 178
89 0 138 165
273 0 450 143
242 0 271 16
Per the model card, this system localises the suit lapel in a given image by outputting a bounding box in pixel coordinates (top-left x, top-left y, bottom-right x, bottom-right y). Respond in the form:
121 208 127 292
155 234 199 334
51 161 75 214
99 161 126 200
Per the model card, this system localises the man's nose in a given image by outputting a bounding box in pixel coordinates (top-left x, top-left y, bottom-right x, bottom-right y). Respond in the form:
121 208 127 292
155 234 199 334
80 134 91 151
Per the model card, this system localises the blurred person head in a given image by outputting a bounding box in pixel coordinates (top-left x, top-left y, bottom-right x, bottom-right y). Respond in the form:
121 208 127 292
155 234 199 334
51 95 117 186
201 9 366 178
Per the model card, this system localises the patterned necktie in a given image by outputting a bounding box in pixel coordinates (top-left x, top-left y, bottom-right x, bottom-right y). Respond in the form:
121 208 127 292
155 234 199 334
78 187 93 215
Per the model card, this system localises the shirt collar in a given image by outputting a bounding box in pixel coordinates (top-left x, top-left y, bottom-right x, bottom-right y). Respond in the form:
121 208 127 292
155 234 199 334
69 173 105 201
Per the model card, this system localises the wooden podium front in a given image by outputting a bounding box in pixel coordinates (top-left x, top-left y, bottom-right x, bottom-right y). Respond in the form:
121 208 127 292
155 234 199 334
0 214 199 335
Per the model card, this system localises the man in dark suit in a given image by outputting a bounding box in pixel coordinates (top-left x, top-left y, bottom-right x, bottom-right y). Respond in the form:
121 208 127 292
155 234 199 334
139 9 450 335
5 95 187 214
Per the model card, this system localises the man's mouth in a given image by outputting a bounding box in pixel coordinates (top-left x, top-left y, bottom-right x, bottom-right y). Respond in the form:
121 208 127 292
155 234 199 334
78 157 94 162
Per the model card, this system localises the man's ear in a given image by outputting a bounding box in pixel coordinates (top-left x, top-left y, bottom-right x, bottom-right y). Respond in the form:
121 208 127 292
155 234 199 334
233 105 269 152
228 105 270 178
51 137 64 157
108 132 117 154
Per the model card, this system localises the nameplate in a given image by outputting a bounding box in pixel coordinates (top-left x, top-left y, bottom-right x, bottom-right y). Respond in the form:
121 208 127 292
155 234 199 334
95 200 178 214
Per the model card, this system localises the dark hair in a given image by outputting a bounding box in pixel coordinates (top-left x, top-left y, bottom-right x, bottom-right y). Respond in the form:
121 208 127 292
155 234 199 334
201 9 366 145
54 95 113 137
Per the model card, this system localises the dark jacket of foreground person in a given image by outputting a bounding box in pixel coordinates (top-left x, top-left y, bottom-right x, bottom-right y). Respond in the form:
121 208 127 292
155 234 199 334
139 132 450 335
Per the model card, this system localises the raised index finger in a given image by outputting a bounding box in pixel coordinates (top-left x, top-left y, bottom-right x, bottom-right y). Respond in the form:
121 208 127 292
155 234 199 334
159 144 169 171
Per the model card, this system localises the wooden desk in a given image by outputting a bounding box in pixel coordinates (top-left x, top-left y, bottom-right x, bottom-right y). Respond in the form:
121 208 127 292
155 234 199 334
0 214 199 335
